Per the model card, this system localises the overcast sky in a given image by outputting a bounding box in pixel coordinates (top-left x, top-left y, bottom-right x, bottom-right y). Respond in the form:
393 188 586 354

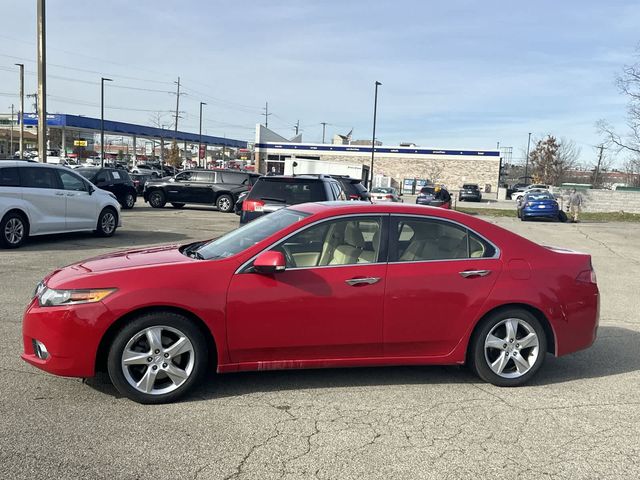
1 0 639 166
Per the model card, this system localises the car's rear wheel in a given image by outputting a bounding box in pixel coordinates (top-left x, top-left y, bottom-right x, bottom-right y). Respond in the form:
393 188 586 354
471 309 547 387
148 190 166 208
95 208 118 237
171 203 185 209
216 194 233 213
1 211 28 248
107 312 208 404
122 192 136 210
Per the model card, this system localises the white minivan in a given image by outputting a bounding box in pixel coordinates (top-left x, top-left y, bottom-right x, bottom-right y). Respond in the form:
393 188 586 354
0 161 122 248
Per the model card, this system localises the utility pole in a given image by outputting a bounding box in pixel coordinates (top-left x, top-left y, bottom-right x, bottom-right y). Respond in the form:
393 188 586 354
320 122 328 144
524 132 532 183
198 101 206 168
10 104 14 156
262 102 271 129
15 63 24 159
28 93 38 112
173 76 181 137
370 81 382 189
100 77 113 167
293 120 299 136
36 0 47 162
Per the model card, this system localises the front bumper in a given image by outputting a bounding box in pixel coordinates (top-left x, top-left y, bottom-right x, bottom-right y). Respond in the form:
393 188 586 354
21 298 113 378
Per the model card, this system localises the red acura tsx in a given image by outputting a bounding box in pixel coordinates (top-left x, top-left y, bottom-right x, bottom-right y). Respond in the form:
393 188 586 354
22 202 599 403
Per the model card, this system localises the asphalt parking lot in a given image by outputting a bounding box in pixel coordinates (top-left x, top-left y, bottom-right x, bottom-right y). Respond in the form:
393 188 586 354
1 204 639 479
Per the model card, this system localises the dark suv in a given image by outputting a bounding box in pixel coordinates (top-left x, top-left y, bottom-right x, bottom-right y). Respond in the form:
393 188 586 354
458 183 482 202
328 175 370 201
143 169 260 212
240 175 345 224
76 167 137 209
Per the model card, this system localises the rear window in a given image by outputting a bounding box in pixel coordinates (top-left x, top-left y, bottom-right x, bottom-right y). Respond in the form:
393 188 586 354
248 179 326 204
462 184 478 189
526 192 555 201
420 187 435 195
0 167 20 187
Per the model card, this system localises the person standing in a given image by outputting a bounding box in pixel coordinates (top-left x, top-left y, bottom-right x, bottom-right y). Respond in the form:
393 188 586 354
567 188 584 223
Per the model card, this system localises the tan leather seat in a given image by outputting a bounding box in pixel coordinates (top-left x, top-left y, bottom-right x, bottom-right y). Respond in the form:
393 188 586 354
329 222 365 265
359 228 380 263
399 222 440 261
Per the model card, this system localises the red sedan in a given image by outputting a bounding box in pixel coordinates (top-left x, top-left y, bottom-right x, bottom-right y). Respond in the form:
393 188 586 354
22 202 599 403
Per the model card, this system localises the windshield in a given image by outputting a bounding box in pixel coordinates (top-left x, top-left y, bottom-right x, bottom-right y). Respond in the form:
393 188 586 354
76 168 98 180
196 208 310 260
526 193 555 201
372 187 393 194
419 187 435 195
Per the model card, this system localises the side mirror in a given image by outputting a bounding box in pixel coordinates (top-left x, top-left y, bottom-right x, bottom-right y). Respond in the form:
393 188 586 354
253 250 286 274
87 184 95 195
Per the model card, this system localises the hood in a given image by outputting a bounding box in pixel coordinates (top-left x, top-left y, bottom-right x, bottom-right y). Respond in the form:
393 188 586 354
46 244 193 286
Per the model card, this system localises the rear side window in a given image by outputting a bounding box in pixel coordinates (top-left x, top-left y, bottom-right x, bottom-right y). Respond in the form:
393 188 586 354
248 179 326 204
110 169 126 183
221 172 246 184
0 167 20 187
19 167 60 189
193 171 214 183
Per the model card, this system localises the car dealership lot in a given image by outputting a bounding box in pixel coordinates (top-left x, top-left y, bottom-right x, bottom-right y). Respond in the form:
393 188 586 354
1 206 639 479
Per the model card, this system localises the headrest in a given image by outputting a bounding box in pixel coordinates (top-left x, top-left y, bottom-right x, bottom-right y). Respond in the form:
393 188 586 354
344 222 365 248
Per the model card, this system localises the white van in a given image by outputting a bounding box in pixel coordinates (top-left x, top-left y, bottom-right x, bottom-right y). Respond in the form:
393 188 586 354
0 161 122 248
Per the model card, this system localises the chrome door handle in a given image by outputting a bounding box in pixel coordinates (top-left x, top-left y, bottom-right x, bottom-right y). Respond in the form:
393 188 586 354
66 193 75 196
345 277 381 286
55 192 65 196
459 270 491 278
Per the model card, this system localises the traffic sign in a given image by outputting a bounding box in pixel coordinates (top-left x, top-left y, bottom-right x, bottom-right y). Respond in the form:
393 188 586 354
74 140 88 147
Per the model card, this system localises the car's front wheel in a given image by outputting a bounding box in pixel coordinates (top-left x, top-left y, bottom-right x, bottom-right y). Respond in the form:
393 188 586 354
148 190 166 208
107 312 208 404
471 309 547 387
95 208 118 237
216 194 233 213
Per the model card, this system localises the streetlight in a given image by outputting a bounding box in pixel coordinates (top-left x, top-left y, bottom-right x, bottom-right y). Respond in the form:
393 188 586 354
100 77 113 167
15 63 24 159
369 81 382 189
524 132 532 183
198 101 207 168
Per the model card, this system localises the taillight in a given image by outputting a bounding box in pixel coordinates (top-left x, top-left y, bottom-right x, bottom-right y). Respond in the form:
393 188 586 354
348 194 359 200
576 269 597 284
243 200 265 212
385 194 393 199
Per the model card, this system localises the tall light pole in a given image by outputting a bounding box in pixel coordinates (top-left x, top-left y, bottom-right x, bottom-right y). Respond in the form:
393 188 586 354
198 101 206 168
524 132 532 183
369 81 382 189
100 77 112 167
36 0 47 162
15 63 24 159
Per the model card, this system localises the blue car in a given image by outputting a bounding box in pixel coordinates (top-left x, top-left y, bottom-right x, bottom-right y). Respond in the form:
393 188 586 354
518 191 560 221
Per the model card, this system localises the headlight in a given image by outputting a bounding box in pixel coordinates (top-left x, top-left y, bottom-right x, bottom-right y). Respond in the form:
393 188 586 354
38 287 117 307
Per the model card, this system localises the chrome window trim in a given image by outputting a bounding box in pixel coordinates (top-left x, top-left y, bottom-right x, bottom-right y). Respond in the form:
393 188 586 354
389 213 501 262
235 213 389 274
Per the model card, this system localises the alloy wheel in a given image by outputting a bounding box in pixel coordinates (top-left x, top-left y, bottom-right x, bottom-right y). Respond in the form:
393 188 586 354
101 212 116 234
483 318 539 378
4 217 24 245
121 326 195 395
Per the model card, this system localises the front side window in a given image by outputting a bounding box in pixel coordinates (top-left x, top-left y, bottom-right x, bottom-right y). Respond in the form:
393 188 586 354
392 217 495 262
271 216 383 268
19 167 60 189
175 171 193 182
197 208 310 260
58 170 87 191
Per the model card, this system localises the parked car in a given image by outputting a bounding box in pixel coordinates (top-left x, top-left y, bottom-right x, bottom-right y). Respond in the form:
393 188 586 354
458 184 482 202
131 165 163 178
21 202 599 403
76 167 137 209
0 161 121 248
144 169 260 212
512 186 550 203
129 173 152 195
416 185 452 209
517 191 560 221
370 187 403 203
240 174 345 224
329 175 370 201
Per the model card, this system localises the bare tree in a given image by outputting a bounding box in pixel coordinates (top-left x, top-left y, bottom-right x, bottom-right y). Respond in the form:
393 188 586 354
528 136 579 185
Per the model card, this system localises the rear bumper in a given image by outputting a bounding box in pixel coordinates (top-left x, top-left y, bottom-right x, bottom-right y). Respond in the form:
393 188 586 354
522 208 559 218
459 193 481 201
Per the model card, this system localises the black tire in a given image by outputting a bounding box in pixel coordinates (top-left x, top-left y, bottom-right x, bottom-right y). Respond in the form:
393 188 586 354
1 211 28 249
558 210 568 223
470 308 547 387
521 215 527 221
107 312 208 404
148 190 166 208
216 194 233 213
171 203 185 209
95 207 118 237
458 196 464 202
122 192 136 210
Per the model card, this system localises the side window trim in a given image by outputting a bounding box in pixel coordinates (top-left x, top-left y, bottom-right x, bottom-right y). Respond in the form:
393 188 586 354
388 214 500 263
236 213 390 274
